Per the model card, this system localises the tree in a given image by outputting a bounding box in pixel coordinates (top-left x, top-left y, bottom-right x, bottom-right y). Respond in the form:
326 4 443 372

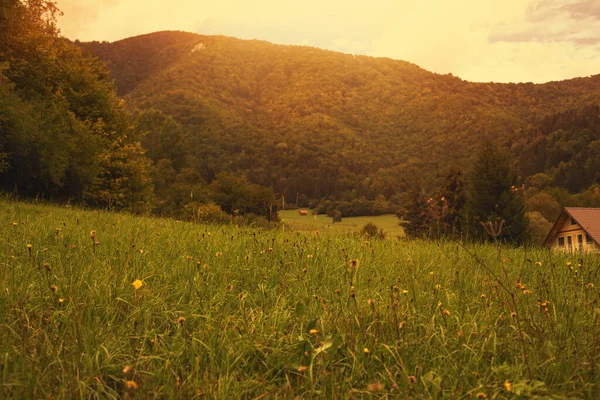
434 168 466 238
400 181 432 238
0 0 154 209
467 144 528 243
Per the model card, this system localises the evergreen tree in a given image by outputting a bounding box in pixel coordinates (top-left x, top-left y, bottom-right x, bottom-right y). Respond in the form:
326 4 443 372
467 144 528 243
435 168 466 238
400 181 432 238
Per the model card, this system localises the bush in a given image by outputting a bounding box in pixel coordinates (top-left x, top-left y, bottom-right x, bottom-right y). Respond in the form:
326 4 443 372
331 209 342 223
190 203 231 224
360 222 386 239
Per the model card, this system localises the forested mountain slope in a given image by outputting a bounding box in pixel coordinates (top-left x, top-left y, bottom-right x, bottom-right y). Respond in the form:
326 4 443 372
80 31 600 213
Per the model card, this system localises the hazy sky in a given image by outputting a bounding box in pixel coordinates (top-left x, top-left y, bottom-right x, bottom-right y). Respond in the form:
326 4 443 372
56 0 600 83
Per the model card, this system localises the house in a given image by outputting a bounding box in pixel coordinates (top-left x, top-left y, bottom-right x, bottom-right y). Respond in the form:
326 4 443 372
298 210 308 216
544 208 600 252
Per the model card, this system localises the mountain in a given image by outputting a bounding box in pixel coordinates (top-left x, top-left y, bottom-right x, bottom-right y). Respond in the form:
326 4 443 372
79 31 600 213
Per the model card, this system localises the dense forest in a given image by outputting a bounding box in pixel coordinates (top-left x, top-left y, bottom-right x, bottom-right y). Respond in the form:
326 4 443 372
2 2 600 241
79 31 600 237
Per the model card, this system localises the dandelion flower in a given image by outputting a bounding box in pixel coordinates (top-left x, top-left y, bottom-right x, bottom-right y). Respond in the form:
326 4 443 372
434 284 441 291
503 380 511 392
442 309 451 316
27 244 32 249
363 347 370 354
297 366 308 372
402 289 409 295
309 329 318 335
125 380 138 390
58 298 65 303
132 279 143 290
122 365 132 374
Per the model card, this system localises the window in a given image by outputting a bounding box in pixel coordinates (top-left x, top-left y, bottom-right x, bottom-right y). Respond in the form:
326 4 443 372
567 236 573 251
570 218 577 225
587 234 593 244
558 237 565 247
577 234 583 251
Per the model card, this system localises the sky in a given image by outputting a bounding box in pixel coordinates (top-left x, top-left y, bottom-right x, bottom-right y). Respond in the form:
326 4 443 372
56 0 600 84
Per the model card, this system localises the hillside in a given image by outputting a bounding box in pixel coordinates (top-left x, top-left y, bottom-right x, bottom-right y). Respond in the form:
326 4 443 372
80 31 600 214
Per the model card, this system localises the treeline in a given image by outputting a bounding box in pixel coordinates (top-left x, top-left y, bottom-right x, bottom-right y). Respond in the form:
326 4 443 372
0 0 152 211
0 1 277 224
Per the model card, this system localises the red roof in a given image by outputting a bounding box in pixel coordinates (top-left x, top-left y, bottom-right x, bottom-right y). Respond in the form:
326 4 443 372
544 207 600 246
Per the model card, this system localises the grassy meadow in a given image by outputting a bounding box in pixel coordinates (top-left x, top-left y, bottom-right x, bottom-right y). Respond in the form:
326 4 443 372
278 210 404 238
2 200 600 398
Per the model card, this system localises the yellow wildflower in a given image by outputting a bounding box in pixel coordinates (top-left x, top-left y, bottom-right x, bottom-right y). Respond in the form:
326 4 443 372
132 279 143 290
309 329 318 335
503 380 511 392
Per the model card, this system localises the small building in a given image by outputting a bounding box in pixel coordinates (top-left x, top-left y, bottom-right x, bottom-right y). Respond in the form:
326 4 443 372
544 207 600 252
298 210 308 216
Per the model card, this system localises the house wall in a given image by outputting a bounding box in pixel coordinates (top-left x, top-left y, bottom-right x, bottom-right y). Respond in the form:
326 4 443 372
552 218 599 252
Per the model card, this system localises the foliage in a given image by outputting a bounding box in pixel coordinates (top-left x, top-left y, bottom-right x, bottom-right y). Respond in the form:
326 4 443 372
0 0 153 209
468 144 528 243
330 209 342 223
2 200 600 398
359 222 385 239
81 31 600 216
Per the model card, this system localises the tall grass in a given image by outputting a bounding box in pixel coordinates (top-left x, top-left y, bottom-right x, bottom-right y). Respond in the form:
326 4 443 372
1 200 599 398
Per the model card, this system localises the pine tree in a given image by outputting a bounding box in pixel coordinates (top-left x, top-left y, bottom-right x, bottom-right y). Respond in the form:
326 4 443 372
401 181 432 238
468 144 528 243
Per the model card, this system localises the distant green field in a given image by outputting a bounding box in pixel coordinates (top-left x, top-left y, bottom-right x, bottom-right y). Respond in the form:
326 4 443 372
279 209 404 237
1 199 598 398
